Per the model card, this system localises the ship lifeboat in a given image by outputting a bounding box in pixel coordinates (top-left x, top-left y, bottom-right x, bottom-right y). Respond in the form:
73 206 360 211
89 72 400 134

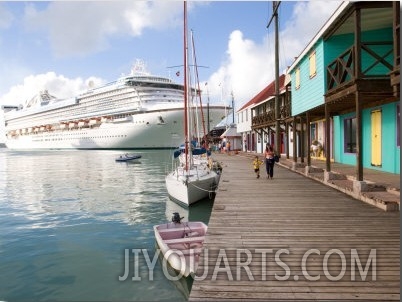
59 122 68 129
34 127 39 133
28 127 33 133
89 118 100 125
68 122 76 129
78 121 86 127
22 128 27 134
39 126 45 131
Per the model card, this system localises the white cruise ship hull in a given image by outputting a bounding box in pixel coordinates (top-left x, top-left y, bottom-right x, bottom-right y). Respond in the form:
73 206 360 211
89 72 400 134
4 107 226 150
3 62 229 150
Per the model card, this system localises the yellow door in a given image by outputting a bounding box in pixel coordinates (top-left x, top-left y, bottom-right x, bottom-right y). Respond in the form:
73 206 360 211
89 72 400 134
371 110 382 166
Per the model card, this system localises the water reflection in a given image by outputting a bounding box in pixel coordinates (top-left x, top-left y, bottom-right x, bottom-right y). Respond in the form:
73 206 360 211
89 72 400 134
156 248 194 299
0 148 213 301
1 149 173 228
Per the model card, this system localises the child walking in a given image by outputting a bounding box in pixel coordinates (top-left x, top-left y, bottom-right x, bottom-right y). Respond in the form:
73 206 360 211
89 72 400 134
252 156 264 178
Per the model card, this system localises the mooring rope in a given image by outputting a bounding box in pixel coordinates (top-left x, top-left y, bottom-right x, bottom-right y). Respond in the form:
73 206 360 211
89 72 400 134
188 181 218 194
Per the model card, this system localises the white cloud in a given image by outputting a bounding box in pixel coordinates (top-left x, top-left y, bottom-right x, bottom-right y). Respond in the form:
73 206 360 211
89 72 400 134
206 1 342 109
204 30 273 107
1 1 343 112
24 1 183 58
281 1 342 59
0 59 32 99
0 72 104 106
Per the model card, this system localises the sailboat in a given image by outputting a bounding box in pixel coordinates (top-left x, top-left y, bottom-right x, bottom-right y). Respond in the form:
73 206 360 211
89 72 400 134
165 2 221 207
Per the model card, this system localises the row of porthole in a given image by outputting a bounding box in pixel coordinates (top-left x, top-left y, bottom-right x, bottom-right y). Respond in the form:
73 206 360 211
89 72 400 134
32 135 129 142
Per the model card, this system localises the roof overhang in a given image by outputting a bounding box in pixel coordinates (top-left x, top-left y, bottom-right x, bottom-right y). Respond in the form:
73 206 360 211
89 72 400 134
287 1 349 74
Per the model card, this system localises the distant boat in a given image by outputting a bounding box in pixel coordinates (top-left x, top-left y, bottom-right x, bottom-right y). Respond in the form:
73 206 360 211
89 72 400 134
154 212 207 277
115 153 142 162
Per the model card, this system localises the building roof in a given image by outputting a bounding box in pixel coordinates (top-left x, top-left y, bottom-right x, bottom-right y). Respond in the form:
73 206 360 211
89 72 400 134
286 1 395 74
220 125 240 138
237 74 286 113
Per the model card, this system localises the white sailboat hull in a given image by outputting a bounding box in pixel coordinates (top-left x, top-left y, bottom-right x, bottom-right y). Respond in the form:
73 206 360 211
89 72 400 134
165 165 220 207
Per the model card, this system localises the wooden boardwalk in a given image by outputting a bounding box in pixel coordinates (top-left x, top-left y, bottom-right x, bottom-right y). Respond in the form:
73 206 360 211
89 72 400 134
189 153 400 301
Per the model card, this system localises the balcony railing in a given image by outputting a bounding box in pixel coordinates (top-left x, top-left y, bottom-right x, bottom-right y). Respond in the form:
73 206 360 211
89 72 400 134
252 111 275 127
252 103 291 128
327 42 393 93
280 103 291 119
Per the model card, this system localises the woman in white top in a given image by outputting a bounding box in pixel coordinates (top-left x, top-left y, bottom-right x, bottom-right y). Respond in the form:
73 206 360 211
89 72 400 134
264 144 275 179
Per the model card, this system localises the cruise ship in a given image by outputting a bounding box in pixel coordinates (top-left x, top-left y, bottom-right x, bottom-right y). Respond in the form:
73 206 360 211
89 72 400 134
2 61 229 150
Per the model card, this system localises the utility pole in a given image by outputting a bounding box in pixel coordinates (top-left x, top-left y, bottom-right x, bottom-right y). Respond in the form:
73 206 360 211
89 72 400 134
267 1 281 155
231 90 235 126
205 82 210 140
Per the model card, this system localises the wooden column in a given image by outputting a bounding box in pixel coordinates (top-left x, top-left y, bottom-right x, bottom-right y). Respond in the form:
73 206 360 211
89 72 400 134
356 91 363 181
306 111 311 166
292 117 297 163
355 8 363 181
300 116 304 163
285 121 290 159
325 104 331 172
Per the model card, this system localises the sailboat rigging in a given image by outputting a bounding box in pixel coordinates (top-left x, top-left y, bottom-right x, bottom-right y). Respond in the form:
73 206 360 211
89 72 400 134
190 29 207 146
165 1 221 207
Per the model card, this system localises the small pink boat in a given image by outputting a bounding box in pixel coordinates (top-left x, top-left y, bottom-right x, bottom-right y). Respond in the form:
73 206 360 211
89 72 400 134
153 213 207 277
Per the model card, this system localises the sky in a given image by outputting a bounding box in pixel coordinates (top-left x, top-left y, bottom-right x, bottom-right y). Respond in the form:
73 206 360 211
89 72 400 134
0 0 343 112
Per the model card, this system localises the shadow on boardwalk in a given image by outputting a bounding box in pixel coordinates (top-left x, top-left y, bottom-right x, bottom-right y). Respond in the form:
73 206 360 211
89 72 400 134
189 152 400 301
240 151 400 212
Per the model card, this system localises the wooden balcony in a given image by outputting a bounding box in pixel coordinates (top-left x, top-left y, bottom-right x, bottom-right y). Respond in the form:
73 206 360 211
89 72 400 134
251 102 291 129
280 102 291 120
325 43 395 110
252 111 274 129
390 1 400 96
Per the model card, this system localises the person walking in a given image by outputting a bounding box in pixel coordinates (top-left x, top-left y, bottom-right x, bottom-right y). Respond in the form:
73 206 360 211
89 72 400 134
264 144 275 179
252 156 264 179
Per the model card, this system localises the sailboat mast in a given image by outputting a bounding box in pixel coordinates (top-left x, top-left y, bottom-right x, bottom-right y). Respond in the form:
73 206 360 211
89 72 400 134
183 1 189 171
191 30 207 146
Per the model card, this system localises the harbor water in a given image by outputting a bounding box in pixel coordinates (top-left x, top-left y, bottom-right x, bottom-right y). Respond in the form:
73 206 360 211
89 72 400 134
0 149 214 301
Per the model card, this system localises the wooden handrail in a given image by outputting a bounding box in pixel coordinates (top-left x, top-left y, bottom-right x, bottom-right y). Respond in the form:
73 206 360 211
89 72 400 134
326 41 393 92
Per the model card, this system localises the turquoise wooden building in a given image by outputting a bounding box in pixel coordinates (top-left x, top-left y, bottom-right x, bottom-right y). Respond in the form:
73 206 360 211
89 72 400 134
287 1 400 178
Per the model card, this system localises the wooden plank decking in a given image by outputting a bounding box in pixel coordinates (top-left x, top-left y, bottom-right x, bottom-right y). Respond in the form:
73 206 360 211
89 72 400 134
189 153 400 301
